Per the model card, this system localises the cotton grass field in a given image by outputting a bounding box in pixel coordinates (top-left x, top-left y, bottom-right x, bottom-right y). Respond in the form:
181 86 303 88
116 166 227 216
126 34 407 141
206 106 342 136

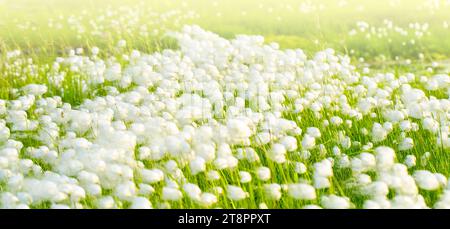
1 0 450 209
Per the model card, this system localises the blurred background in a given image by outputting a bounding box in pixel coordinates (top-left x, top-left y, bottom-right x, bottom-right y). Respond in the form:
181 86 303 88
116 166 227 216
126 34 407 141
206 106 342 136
0 0 450 67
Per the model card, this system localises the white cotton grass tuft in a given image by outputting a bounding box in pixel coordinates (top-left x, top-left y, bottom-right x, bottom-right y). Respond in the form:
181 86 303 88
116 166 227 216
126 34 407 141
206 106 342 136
226 185 248 201
404 155 416 168
206 170 221 181
198 193 217 207
301 134 316 150
314 159 333 177
398 137 414 151
256 167 271 181
313 175 331 189
141 169 164 184
288 183 316 200
321 195 352 209
268 143 287 163
97 196 116 209
239 171 252 183
279 136 297 152
264 183 282 200
374 146 396 171
129 197 152 209
183 183 202 201
372 123 388 142
294 162 307 174
306 127 321 138
162 187 183 201
115 181 136 201
413 170 441 191
190 157 206 175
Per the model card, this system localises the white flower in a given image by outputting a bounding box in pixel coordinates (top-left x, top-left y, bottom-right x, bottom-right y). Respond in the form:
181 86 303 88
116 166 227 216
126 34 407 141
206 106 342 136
332 146 341 156
213 157 228 170
68 110 92 133
426 74 450 90
164 160 179 173
384 110 404 123
413 170 441 191
198 193 217 207
226 185 248 201
363 181 389 197
22 84 47 96
422 117 439 133
130 197 152 209
227 119 252 143
404 155 416 168
115 181 136 201
313 175 331 189
138 184 155 196
399 120 412 132
337 154 351 168
206 170 220 181
0 121 11 142
217 143 232 157
236 147 260 162
256 167 271 181
97 196 116 209
279 136 297 152
264 184 282 200
77 171 100 184
363 197 390 209
288 183 316 200
183 183 202 201
356 174 372 185
239 171 252 183
390 195 428 209
190 157 206 175
399 137 414 151
213 186 224 195
372 123 387 142
195 143 216 162
374 146 396 171
294 162 307 174
141 169 164 184
434 190 450 209
314 159 333 177
321 195 351 209
301 134 316 150
0 192 19 209
435 173 448 187
268 143 287 163
306 127 321 138
339 135 352 149
351 152 376 173
162 187 183 201
330 116 343 126
256 132 271 145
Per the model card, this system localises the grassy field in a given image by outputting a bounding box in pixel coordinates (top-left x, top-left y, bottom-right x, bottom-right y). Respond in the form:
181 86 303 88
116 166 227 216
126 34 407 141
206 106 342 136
0 0 450 209
1 0 449 97
2 0 450 58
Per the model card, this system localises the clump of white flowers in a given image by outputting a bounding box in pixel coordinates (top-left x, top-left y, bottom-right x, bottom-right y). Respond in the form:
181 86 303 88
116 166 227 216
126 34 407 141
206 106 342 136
0 25 449 209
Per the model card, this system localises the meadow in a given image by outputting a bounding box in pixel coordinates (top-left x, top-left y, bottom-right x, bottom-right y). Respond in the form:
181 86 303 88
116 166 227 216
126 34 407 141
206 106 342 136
0 0 450 209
